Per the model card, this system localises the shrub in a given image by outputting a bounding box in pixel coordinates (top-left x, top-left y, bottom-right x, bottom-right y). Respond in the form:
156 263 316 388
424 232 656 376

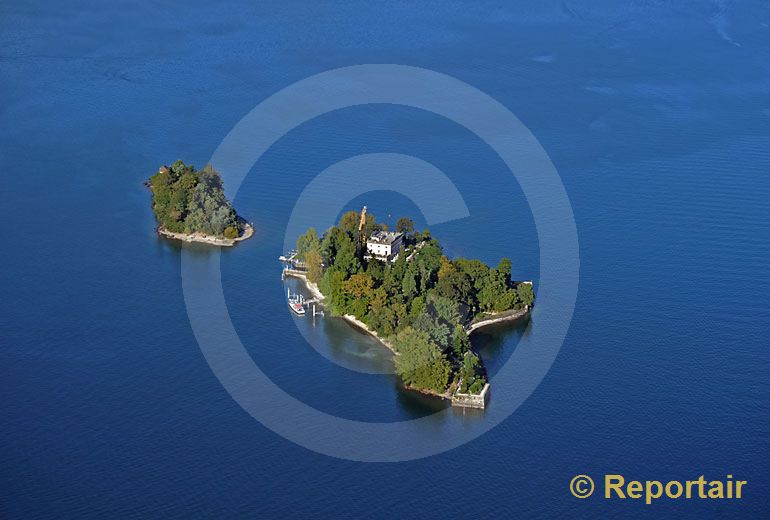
224 226 239 239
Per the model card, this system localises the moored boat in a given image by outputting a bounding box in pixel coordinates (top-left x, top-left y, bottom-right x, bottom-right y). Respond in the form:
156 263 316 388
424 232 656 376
289 298 305 315
287 288 306 315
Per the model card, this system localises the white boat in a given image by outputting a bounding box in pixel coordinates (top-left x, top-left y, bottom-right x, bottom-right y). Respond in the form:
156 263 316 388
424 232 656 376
287 288 305 315
289 298 305 315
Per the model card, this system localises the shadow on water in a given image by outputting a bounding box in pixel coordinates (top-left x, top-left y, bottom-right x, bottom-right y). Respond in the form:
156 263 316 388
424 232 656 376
470 314 533 380
449 403 487 419
154 235 244 262
395 383 450 415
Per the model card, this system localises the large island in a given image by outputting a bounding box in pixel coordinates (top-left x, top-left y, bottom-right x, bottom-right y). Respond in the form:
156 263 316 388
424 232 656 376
148 160 253 246
289 208 534 408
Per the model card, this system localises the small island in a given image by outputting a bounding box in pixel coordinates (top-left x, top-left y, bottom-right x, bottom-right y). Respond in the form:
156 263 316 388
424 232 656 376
286 207 534 408
147 160 253 246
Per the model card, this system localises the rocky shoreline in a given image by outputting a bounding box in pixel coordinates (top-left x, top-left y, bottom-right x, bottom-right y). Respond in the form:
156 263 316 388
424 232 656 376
158 222 254 247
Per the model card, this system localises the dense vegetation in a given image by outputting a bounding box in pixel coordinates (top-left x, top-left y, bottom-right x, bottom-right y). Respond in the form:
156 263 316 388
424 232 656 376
148 160 242 239
296 211 534 395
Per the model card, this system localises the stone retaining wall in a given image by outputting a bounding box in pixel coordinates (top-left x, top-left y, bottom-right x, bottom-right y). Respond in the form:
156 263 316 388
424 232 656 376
451 382 490 409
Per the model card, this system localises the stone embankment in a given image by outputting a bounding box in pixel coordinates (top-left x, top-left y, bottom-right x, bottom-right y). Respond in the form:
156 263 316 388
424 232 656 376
466 305 531 334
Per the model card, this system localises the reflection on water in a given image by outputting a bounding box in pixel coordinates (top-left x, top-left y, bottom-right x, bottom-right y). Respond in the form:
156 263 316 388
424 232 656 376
284 277 396 375
324 318 395 371
471 315 533 380
395 384 449 415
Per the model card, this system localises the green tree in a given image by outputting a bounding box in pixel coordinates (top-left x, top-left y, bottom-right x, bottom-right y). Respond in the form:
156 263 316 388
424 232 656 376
478 270 507 312
497 258 512 285
458 351 486 393
170 159 193 176
338 210 361 236
401 265 418 298
469 379 485 394
391 301 408 331
319 226 343 267
494 289 519 312
436 267 472 304
413 312 450 350
345 273 374 300
452 324 471 358
517 282 535 307
365 259 385 285
431 294 460 324
367 288 388 330
392 328 451 393
319 269 347 315
459 351 479 390
338 209 377 240
396 217 415 234
333 231 360 277
306 248 323 284
413 243 442 292
296 228 320 261
409 295 426 321
455 258 490 293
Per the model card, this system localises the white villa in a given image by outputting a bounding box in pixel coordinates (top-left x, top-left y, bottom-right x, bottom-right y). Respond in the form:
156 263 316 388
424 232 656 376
365 230 404 262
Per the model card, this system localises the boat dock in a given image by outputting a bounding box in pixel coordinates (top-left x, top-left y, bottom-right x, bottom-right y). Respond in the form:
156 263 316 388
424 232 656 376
284 265 324 317
279 251 308 270
286 289 324 317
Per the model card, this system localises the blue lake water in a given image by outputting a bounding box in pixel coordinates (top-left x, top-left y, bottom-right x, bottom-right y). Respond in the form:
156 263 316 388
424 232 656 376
2 1 770 517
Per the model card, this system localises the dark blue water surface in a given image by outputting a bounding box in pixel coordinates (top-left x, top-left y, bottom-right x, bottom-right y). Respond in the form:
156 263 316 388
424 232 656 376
2 1 770 518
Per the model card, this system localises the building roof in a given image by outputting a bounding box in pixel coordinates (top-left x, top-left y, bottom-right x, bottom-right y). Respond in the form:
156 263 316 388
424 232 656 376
367 230 403 245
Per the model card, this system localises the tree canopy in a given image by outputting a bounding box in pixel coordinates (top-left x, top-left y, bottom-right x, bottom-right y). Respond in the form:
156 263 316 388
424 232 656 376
149 161 243 238
392 328 451 392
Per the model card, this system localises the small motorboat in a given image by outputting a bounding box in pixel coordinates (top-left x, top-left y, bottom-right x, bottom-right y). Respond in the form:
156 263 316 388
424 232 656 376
287 288 305 316
289 298 306 315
